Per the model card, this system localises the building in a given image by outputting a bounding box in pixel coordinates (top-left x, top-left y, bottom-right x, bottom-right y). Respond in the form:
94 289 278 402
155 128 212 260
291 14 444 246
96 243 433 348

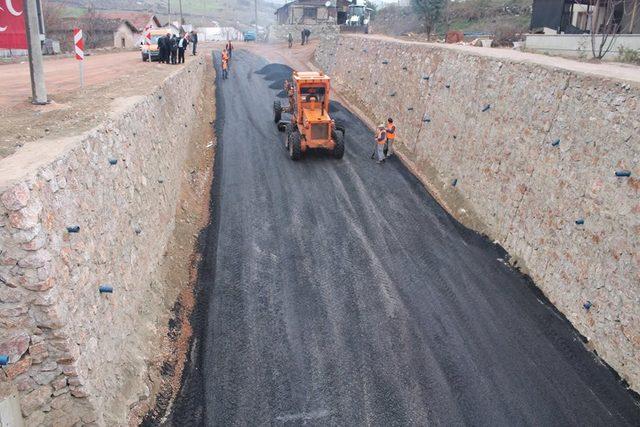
527 0 640 59
197 27 244 41
46 16 121 52
530 0 639 34
109 13 161 48
275 0 338 25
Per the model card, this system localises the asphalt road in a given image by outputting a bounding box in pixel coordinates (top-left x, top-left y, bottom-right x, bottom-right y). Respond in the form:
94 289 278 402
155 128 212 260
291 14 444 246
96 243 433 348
168 50 640 426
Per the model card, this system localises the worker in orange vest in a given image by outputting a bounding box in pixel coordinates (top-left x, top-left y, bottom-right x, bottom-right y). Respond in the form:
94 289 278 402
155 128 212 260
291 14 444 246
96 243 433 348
385 118 396 157
222 48 229 62
374 124 387 164
221 57 229 80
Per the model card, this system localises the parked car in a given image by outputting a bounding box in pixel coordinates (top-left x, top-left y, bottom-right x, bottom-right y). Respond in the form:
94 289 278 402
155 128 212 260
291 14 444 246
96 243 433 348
243 30 257 42
141 29 178 61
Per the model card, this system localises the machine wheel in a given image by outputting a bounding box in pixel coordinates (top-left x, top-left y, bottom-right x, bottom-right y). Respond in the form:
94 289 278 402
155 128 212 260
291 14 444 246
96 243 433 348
332 130 345 159
289 131 302 160
284 124 292 150
274 100 282 123
142 53 148 62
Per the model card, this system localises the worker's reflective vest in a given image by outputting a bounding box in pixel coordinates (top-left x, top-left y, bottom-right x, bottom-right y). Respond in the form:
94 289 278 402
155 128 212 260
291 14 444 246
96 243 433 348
222 59 228 70
386 124 396 140
222 52 229 61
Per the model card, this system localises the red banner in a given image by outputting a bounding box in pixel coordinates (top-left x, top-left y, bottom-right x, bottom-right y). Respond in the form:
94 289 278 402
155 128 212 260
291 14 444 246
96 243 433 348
0 0 27 49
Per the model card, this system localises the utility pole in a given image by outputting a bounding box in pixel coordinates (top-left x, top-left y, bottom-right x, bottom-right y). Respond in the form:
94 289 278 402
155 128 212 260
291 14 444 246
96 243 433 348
24 0 47 104
254 0 258 35
179 0 183 24
168 0 172 23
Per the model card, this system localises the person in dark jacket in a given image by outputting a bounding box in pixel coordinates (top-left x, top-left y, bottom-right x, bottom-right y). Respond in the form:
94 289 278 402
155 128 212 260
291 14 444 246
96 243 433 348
170 34 178 64
301 29 305 45
157 34 167 63
225 40 233 58
163 33 172 64
191 31 198 55
177 34 189 64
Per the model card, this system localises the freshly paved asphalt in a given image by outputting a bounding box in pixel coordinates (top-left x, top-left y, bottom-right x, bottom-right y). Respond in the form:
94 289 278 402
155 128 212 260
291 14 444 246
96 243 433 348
168 50 640 426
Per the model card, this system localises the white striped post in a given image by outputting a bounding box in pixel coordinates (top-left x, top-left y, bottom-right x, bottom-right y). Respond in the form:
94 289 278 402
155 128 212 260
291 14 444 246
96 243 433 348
73 27 84 87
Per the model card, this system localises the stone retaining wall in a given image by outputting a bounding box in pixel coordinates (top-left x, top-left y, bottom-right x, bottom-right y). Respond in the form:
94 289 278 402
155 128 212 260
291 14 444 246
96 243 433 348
315 35 640 391
0 58 209 425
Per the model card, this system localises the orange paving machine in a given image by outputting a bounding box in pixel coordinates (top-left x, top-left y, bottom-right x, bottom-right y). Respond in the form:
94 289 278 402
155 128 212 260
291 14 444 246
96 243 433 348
274 71 345 160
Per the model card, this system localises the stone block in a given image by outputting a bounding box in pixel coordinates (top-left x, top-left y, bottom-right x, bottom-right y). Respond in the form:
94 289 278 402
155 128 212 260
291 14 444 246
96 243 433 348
21 233 47 251
0 332 30 362
3 355 32 380
59 364 79 378
8 200 42 230
17 250 51 269
51 375 67 390
21 277 54 292
40 361 57 372
0 285 23 303
1 182 30 211
20 384 52 417
70 386 88 398
11 224 42 244
52 386 68 397
14 373 36 392
31 305 65 329
0 303 28 317
31 369 59 386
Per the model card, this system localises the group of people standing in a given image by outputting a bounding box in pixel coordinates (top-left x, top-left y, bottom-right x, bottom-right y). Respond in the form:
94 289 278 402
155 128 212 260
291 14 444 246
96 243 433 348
373 118 397 164
286 29 311 48
221 40 233 80
157 31 199 65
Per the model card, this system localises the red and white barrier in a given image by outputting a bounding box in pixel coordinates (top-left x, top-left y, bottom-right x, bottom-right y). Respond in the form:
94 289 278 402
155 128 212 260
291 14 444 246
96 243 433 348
73 27 84 60
73 27 84 86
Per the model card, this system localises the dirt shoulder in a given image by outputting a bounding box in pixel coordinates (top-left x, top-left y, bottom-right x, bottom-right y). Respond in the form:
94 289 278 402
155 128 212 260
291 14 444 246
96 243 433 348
0 46 211 160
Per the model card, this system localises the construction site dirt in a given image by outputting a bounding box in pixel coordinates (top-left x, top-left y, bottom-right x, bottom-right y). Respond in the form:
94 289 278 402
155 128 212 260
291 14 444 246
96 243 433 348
159 50 640 425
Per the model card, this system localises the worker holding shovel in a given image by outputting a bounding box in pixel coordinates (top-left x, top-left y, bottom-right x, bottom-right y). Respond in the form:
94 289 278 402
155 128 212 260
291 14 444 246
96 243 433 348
372 124 386 164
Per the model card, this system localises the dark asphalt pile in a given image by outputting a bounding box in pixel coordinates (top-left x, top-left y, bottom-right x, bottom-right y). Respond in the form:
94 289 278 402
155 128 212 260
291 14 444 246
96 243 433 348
257 63 291 98
167 50 640 426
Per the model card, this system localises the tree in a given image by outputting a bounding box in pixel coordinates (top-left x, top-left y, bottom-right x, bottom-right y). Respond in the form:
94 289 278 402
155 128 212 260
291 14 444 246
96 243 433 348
80 2 100 49
411 0 446 39
590 0 624 59
42 0 68 32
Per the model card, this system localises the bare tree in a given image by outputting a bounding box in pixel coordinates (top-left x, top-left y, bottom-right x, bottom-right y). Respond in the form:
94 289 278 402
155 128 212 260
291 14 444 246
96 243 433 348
623 0 638 33
42 0 68 31
590 0 624 59
81 2 101 49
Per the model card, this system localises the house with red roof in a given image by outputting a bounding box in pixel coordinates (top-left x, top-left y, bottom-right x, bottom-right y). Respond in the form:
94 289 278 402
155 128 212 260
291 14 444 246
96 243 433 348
107 13 161 48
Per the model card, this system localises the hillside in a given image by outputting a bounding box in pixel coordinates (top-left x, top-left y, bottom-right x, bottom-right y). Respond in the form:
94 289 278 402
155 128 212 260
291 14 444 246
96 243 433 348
373 0 531 41
55 0 280 27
